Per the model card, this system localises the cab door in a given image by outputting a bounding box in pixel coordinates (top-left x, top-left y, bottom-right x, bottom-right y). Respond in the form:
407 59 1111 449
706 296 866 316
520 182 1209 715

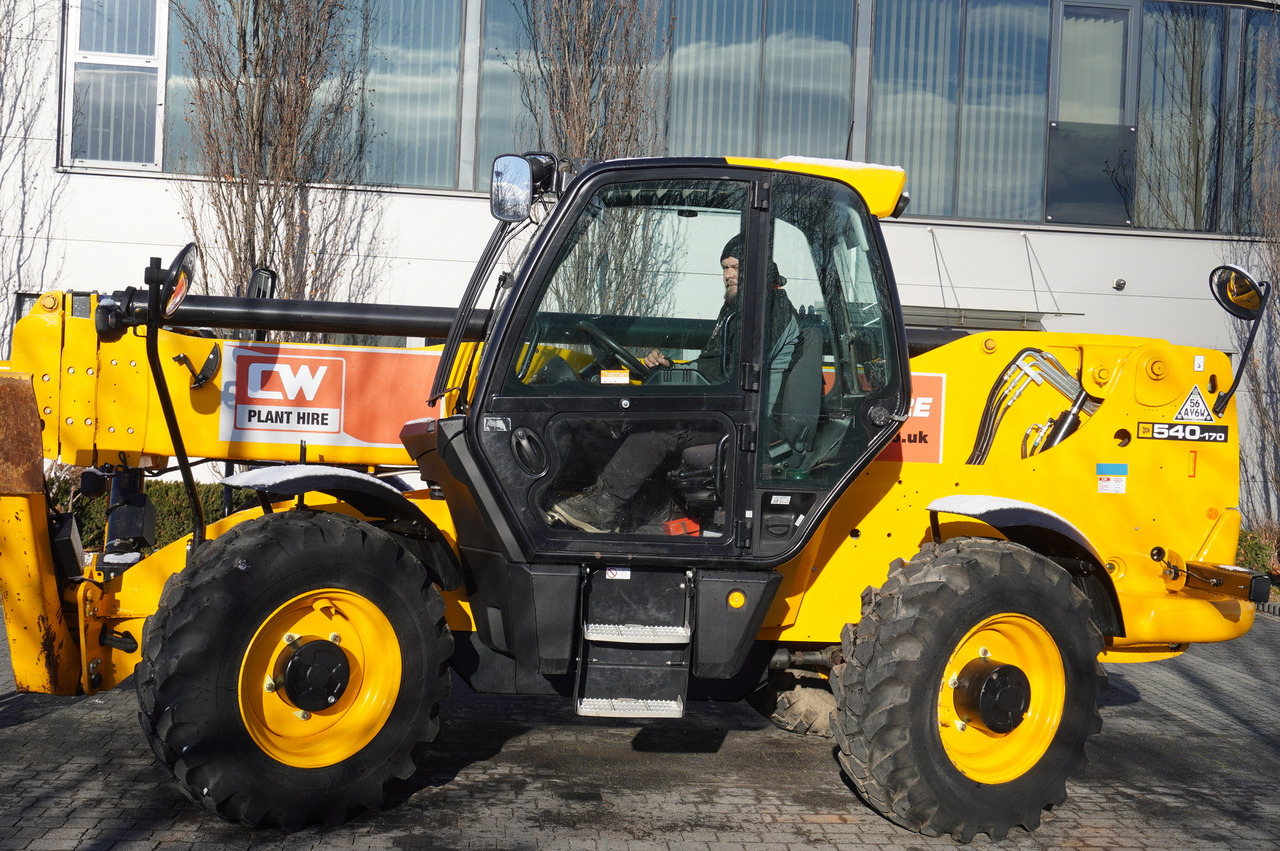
467 163 908 568
750 171 911 559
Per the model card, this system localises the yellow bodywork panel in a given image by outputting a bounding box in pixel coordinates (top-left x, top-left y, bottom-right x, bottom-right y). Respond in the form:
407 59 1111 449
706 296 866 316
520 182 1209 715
764 330 1249 652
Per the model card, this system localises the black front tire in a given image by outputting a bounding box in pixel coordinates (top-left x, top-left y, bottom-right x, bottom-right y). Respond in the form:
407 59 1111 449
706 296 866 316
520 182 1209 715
831 538 1103 843
136 510 453 829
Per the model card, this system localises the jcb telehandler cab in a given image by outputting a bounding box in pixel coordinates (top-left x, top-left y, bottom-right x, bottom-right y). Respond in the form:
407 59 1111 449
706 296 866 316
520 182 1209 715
0 154 1269 842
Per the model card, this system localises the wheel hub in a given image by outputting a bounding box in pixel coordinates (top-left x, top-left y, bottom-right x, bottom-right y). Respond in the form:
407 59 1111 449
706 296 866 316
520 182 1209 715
282 639 351 712
954 659 1031 734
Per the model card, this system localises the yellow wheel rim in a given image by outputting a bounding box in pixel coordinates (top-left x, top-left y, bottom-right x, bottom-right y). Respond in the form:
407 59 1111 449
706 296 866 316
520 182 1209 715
239 589 401 768
937 613 1065 784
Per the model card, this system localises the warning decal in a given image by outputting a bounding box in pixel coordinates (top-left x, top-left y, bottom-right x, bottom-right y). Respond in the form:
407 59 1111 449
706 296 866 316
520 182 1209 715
1173 386 1214 423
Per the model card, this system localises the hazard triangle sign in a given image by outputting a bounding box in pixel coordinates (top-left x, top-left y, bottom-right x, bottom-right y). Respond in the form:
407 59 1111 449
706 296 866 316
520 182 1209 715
1174 386 1214 423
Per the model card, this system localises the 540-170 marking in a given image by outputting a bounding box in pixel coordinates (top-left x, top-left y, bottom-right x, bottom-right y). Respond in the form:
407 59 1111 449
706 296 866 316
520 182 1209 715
1138 422 1229 442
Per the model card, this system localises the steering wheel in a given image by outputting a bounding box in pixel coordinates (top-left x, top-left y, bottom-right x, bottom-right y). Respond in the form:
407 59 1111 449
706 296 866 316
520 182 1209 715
515 318 542 381
578 320 651 379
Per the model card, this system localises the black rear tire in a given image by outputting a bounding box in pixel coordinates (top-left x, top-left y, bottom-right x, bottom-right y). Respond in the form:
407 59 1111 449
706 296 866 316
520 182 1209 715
136 510 453 829
831 538 1103 843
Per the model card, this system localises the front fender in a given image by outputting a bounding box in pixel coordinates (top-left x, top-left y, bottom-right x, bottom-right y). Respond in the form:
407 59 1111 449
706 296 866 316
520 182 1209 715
224 464 464 590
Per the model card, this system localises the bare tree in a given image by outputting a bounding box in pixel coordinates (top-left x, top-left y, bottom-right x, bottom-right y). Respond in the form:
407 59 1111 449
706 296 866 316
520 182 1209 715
506 0 674 322
1134 3 1222 231
1232 19 1280 574
509 0 667 162
0 0 64 357
169 0 387 335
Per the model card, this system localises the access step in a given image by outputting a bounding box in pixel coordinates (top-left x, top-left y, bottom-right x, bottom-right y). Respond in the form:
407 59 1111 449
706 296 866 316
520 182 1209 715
577 697 684 718
575 567 693 718
582 623 691 643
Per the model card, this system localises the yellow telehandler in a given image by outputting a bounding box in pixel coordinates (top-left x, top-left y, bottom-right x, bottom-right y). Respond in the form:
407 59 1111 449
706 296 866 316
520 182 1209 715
0 154 1269 842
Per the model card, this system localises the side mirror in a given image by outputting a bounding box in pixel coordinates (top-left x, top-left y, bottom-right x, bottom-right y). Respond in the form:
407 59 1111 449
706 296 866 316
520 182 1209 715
1210 264 1265 321
491 155 533 222
161 243 199 319
1208 264 1270 417
246 267 277 300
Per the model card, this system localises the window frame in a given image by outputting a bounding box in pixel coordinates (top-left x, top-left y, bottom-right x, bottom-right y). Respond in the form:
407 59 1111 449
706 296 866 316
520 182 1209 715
62 0 169 171
1049 0 1140 126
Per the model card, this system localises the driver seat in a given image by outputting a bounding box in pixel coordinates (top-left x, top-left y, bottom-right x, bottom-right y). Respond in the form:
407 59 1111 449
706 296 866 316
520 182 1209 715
675 320 824 509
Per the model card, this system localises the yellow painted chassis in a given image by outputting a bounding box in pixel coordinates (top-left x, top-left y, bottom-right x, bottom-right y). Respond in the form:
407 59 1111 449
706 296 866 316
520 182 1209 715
0 292 1253 696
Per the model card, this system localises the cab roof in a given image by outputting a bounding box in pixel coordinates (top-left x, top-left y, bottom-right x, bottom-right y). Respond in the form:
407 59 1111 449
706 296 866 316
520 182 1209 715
725 156 908 218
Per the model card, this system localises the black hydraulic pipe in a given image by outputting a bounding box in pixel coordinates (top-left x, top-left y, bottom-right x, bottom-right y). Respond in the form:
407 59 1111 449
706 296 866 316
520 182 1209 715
171 295 491 341
142 259 207 553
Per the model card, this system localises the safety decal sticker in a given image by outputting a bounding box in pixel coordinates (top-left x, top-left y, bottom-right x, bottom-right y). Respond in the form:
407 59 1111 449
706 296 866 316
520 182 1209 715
1097 462 1128 494
1137 422 1228 442
1173 386 1214 423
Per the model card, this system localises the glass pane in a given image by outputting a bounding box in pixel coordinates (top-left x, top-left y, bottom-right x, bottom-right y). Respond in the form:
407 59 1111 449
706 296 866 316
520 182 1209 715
362 0 463 188
1134 2 1223 231
79 0 157 56
519 177 753 540
956 0 1051 221
1059 5 1127 124
869 0 961 217
1240 10 1280 235
760 174 897 488
761 0 854 159
668 0 762 157
1045 121 1134 225
475 1 524 190
71 63 157 163
506 179 751 393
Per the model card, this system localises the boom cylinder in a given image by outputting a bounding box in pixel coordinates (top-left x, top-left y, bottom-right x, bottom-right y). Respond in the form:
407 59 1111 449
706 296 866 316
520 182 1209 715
169 296 491 341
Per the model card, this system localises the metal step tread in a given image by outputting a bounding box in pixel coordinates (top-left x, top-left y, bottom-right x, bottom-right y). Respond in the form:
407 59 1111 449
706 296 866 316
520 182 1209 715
582 623 691 643
577 697 684 718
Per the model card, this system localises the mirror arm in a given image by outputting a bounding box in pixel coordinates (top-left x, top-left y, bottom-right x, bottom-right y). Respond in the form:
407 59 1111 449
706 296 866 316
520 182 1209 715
1214 281 1270 418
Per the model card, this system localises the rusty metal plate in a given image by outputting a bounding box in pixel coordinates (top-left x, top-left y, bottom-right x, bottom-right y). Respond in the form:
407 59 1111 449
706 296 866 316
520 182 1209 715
0 374 46 494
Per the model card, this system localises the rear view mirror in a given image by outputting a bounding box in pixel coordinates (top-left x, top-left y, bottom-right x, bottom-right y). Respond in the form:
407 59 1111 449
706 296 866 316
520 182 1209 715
491 155 533 222
1209 264 1265 321
1207 264 1270 417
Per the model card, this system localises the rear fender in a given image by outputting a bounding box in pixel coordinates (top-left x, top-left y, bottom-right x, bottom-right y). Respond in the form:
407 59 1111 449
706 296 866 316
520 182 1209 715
927 494 1124 637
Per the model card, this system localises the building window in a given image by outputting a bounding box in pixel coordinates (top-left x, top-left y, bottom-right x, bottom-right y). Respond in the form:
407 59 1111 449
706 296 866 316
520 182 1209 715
1045 2 1138 226
64 0 166 168
869 0 1051 222
163 0 463 189
477 0 855 187
1134 2 1225 231
360 0 464 188
1240 9 1280 235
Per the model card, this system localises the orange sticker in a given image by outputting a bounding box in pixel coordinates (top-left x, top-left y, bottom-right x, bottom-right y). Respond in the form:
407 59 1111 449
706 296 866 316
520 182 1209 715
876 373 945 464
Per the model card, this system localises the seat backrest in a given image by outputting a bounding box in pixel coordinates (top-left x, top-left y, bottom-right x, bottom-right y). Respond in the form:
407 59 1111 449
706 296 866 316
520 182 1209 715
769 322 824 454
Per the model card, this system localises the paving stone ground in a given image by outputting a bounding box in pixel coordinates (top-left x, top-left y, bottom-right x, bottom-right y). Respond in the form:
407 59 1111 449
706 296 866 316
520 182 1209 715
0 614 1277 850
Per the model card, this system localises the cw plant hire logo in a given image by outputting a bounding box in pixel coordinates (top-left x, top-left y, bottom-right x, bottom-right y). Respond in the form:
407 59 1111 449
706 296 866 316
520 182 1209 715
235 354 344 433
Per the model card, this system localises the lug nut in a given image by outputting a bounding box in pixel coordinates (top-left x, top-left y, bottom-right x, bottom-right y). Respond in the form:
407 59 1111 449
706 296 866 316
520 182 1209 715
329 633 341 644
283 633 298 645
